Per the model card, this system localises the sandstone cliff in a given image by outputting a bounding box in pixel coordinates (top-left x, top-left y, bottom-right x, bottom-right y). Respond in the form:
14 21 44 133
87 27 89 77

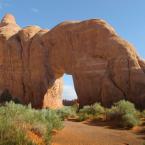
0 14 62 108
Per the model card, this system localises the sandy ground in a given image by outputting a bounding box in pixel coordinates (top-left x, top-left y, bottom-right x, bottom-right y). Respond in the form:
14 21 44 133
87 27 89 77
52 121 144 145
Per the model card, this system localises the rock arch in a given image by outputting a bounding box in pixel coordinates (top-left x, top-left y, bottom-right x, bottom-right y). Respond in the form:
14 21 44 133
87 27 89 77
0 14 145 109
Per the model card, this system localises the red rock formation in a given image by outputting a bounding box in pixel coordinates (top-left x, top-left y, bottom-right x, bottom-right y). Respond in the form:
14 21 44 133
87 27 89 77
42 19 145 108
0 14 62 108
0 14 145 108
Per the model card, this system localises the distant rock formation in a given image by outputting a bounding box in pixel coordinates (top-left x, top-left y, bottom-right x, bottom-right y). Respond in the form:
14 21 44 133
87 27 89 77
0 14 145 109
63 99 78 106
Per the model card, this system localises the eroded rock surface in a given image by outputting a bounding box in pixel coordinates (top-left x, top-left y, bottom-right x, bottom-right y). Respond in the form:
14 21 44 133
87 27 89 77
0 14 145 108
0 14 62 108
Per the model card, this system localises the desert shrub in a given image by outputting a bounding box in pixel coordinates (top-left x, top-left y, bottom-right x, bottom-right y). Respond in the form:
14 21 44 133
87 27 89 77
0 89 12 103
79 105 93 114
0 101 63 145
0 117 33 145
0 89 21 105
56 105 77 120
71 103 79 112
141 110 145 118
78 113 91 122
79 103 105 115
92 103 105 115
78 103 105 121
106 100 140 128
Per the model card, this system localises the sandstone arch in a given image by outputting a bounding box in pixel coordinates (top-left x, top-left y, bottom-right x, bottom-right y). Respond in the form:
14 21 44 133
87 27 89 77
0 14 145 109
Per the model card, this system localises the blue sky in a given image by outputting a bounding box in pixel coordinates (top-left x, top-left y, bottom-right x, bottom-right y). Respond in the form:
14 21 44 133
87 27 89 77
0 0 145 100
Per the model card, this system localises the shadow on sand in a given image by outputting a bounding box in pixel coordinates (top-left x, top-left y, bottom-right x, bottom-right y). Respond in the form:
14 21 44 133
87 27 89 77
84 118 145 142
83 119 126 130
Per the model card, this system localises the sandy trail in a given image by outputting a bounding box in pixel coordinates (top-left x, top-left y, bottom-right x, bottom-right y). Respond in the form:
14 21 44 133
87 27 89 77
52 121 144 145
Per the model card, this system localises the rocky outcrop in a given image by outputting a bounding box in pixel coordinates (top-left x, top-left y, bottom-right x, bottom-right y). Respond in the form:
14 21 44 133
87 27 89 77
0 14 145 109
0 14 62 108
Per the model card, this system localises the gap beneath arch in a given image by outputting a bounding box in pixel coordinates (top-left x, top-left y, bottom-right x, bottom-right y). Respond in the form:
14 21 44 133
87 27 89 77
62 74 77 101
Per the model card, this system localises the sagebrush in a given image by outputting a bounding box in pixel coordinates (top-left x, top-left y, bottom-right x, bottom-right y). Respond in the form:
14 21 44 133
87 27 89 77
0 102 63 145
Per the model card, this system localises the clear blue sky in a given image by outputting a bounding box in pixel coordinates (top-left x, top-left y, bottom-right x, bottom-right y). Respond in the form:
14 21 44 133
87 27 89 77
0 0 145 100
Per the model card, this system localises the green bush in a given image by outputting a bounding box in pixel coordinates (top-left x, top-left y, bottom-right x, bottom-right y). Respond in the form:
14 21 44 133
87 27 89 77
78 113 91 122
0 117 33 145
56 106 77 120
79 105 93 114
92 103 105 115
106 100 140 128
79 103 105 115
0 101 63 145
141 110 145 118
78 103 105 121
77 100 140 127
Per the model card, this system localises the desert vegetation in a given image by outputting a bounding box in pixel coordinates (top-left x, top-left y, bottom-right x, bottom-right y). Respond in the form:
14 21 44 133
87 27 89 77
0 100 145 145
105 100 140 128
52 100 145 145
58 100 144 128
78 103 105 122
56 104 78 120
77 100 142 128
0 102 63 145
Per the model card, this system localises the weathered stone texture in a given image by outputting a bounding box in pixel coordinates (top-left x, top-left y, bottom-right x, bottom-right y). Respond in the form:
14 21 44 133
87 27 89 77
0 14 145 108
0 14 62 108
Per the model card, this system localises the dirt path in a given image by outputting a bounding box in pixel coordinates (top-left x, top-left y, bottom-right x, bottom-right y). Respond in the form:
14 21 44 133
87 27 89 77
52 121 144 145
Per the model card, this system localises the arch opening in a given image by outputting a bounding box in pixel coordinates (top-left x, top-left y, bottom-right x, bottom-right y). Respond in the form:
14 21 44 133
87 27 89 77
62 74 78 106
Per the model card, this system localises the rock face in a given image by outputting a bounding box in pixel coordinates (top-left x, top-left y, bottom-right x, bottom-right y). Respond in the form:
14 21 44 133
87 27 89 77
0 14 145 109
0 14 63 108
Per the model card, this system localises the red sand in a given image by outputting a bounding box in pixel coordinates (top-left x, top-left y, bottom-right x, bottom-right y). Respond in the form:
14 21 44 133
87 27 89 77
52 121 144 145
